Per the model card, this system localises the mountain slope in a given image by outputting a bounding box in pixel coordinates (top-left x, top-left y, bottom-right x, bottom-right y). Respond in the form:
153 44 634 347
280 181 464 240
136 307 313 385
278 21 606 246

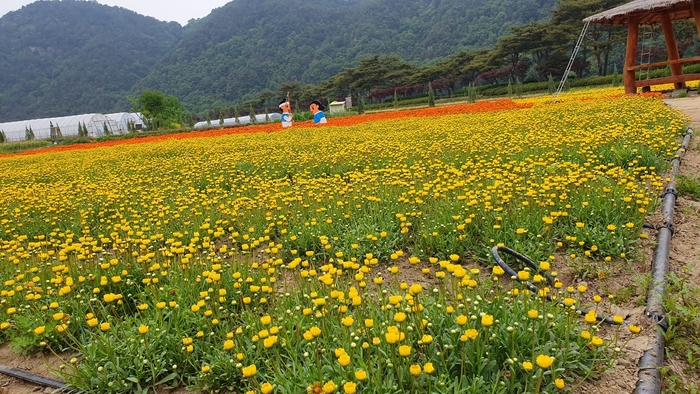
0 0 183 122
135 0 557 111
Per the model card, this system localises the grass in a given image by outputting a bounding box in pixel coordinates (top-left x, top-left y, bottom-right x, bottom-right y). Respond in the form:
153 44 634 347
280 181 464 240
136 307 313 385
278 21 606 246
662 265 700 394
677 174 700 200
0 140 51 154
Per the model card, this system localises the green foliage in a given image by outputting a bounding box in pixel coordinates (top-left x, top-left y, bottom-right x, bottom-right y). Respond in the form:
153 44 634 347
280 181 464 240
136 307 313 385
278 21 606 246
0 140 50 154
612 65 620 87
103 122 111 136
135 0 557 112
0 0 183 122
662 265 700 393
56 124 62 138
393 90 399 109
0 130 6 143
677 174 700 200
25 126 35 141
428 82 435 107
356 94 365 115
515 78 523 98
249 105 256 124
507 80 513 97
468 84 477 103
548 74 556 93
131 90 185 130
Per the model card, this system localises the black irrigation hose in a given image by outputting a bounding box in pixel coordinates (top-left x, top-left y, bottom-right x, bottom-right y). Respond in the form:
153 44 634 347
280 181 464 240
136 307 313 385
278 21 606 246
490 245 619 325
634 127 693 394
0 364 67 389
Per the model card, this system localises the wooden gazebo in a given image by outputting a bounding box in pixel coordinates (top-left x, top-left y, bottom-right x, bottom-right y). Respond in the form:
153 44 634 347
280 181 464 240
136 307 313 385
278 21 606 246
584 0 700 93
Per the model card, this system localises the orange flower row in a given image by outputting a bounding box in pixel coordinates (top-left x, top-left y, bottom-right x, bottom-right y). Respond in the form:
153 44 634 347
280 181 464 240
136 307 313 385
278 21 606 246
2 99 530 158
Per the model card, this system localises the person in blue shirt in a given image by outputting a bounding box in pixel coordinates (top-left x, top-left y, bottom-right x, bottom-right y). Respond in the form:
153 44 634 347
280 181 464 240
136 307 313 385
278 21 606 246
279 100 293 128
310 101 327 124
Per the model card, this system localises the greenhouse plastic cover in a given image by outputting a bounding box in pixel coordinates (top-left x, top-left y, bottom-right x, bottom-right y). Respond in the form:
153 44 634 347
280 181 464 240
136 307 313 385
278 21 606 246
0 114 118 141
193 113 281 130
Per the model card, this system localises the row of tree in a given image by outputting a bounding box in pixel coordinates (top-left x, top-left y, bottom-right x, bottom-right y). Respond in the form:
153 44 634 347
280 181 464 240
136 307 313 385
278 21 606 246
195 0 698 121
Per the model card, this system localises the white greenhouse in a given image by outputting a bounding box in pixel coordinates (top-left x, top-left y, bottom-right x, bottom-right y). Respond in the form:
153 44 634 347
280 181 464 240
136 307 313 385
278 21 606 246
193 113 281 130
0 114 118 142
105 113 146 133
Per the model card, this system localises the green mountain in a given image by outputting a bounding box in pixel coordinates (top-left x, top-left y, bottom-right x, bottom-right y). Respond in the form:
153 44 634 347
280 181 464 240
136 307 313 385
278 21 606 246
0 0 557 121
0 0 183 122
137 0 557 111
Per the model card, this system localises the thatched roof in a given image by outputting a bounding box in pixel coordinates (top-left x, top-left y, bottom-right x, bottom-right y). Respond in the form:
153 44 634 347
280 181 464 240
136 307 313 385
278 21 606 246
583 0 698 25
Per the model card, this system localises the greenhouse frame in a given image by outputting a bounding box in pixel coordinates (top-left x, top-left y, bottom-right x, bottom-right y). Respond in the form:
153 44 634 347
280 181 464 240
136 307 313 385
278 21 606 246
0 114 118 142
105 113 146 133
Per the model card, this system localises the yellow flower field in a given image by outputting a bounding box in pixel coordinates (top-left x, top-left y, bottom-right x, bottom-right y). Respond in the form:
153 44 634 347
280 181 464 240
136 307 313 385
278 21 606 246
0 91 687 393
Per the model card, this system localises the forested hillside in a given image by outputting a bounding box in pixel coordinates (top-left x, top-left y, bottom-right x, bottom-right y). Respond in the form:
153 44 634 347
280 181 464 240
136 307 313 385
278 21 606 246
136 0 557 111
0 1 183 122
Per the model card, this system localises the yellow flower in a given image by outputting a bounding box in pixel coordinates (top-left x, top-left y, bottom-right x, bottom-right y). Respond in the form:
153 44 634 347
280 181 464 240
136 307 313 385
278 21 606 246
536 354 554 368
322 380 336 393
461 328 478 341
0 322 10 330
629 325 641 334
337 354 350 367
310 326 322 337
424 362 435 374
398 345 411 357
201 365 210 373
527 310 539 319
34 326 46 335
607 224 617 231
260 315 272 325
364 319 374 328
481 314 494 327
409 284 422 295
261 382 274 394
590 336 604 346
539 261 550 271
343 382 356 394
53 312 65 321
522 361 533 371
342 316 354 327
580 330 591 340
584 311 597 324
182 337 193 346
394 312 406 323
456 315 468 325
517 271 530 281
555 378 565 389
354 369 367 381
242 364 257 378
138 325 149 334
100 322 111 331
563 298 576 307
87 318 98 327
613 315 623 324
409 364 422 376
421 334 433 344
224 340 234 350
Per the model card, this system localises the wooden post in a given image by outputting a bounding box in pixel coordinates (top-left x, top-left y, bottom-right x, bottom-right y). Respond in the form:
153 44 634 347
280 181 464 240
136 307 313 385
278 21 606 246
694 1 700 38
625 16 640 94
661 14 685 89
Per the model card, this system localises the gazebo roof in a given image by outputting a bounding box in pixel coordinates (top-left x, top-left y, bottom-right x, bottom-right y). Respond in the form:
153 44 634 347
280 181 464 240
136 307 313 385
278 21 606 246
583 0 698 25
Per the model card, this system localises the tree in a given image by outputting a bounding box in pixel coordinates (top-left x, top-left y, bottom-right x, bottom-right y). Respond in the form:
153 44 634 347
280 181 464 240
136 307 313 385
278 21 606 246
393 90 398 109
0 130 6 143
249 105 256 124
233 107 240 124
25 126 35 140
356 93 365 114
103 122 111 136
131 90 185 130
428 82 435 107
219 111 224 125
548 74 556 93
56 124 62 138
468 83 477 103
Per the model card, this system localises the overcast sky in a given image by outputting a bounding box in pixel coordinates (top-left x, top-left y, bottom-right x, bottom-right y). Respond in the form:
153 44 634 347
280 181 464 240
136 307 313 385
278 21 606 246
0 0 232 25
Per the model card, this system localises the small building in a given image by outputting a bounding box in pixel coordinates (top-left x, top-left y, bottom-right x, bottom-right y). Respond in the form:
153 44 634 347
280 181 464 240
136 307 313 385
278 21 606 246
329 101 347 114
